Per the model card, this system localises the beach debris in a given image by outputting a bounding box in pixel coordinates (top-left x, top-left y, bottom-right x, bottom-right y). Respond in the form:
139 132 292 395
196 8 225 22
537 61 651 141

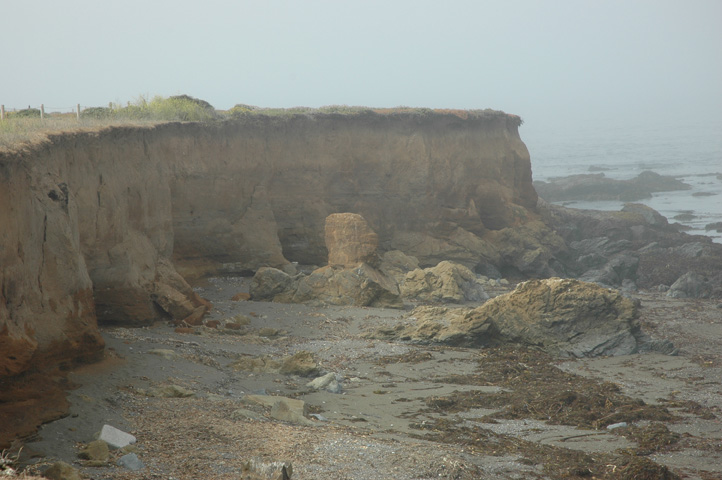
98 424 136 449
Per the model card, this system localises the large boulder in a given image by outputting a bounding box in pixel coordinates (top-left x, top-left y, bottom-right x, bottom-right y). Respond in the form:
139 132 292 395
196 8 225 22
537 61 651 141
294 264 402 308
472 278 640 356
667 272 712 299
377 250 420 283
578 253 639 288
325 213 379 267
248 267 298 303
251 213 402 308
250 264 402 308
400 261 489 303
485 220 567 277
375 278 645 357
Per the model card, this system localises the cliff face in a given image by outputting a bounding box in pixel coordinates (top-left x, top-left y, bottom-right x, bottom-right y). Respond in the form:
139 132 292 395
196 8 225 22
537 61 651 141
0 110 539 380
170 112 537 274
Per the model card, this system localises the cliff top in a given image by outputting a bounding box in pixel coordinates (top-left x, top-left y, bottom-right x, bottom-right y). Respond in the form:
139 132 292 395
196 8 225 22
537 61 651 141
1 97 522 154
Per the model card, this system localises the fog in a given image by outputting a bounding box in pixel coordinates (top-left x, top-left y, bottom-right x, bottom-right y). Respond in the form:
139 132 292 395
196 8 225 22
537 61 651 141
3 0 721 132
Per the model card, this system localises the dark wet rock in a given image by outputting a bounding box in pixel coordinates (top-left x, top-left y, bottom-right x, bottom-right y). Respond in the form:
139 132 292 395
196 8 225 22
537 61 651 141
667 272 712 299
485 220 567 278
671 242 708 258
674 213 696 221
579 254 639 288
705 221 722 232
622 203 669 227
534 171 690 202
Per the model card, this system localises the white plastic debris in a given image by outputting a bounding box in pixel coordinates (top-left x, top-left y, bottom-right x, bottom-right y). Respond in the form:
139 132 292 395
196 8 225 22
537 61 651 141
98 424 136 449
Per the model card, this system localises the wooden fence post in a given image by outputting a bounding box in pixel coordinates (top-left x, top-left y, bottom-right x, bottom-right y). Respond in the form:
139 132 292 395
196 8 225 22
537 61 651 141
40 104 45 120
76 104 81 120
1 105 5 121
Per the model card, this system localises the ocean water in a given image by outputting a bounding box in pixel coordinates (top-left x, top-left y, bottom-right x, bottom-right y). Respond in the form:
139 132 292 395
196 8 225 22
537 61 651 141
522 120 722 243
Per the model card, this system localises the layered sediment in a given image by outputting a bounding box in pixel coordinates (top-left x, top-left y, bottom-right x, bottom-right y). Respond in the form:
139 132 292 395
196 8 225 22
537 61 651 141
0 110 537 381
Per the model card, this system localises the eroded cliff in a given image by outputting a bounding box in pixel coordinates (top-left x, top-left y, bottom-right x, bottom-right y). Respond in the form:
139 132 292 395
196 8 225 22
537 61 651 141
1 110 542 382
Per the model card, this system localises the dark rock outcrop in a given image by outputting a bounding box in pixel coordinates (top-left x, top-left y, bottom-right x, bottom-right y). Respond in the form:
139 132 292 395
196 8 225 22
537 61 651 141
537 200 722 294
667 272 712 299
534 171 690 202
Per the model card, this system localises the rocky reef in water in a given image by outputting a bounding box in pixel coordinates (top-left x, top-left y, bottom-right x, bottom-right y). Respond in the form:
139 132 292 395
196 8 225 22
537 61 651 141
533 170 691 202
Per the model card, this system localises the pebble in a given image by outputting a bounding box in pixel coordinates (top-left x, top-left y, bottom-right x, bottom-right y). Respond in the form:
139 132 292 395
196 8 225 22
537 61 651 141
117 453 145 471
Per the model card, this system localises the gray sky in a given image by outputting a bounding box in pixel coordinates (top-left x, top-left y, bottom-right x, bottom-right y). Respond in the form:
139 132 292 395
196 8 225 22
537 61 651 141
3 0 721 131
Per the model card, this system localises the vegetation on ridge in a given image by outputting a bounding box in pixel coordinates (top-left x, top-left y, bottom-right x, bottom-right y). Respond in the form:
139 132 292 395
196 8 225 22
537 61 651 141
0 94 522 152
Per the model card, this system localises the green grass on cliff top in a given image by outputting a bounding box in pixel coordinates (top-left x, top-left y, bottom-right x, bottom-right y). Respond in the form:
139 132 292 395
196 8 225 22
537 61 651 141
0 95 522 152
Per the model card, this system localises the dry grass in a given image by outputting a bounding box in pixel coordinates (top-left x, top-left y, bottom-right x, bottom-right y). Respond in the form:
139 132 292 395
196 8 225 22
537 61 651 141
0 114 162 153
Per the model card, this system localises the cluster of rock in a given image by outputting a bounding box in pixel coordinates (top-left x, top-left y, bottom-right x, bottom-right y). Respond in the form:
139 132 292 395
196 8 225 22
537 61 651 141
372 277 674 358
250 214 493 308
39 424 142 480
533 170 691 202
538 201 722 298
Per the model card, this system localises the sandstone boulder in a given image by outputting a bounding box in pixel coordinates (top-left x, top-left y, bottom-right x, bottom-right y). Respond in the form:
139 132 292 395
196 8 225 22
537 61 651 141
400 261 489 303
294 264 402 308
371 306 491 346
375 278 644 357
249 267 297 303
471 278 641 357
325 213 379 267
251 214 403 308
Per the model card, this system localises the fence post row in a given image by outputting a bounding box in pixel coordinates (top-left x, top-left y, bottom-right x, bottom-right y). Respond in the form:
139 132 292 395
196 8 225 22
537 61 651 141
0 104 84 120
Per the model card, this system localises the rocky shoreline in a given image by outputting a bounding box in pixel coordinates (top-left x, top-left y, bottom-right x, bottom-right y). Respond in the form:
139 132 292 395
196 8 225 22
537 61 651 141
6 276 720 480
2 113 722 480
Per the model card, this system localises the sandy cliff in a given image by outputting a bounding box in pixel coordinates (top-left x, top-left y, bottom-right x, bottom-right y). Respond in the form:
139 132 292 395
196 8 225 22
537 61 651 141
0 110 539 381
